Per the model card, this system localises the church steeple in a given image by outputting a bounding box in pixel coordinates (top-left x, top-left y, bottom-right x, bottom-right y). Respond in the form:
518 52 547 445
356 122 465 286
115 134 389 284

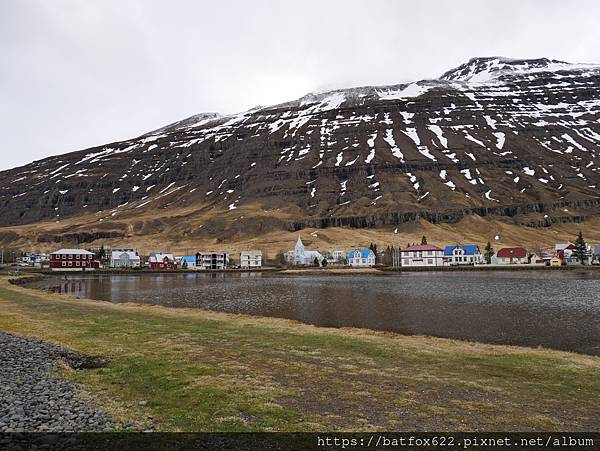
295 235 305 254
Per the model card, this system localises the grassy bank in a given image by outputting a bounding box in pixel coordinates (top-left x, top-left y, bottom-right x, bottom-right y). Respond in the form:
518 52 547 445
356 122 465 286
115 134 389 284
0 277 599 432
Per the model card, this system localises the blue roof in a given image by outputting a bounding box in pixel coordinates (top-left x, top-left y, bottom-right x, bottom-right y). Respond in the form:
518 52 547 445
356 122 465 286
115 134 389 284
594 245 600 255
181 256 196 263
348 249 374 259
444 245 481 256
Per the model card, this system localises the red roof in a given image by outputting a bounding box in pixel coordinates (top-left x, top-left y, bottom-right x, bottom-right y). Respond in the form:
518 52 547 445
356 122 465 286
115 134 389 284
401 244 443 252
496 247 527 258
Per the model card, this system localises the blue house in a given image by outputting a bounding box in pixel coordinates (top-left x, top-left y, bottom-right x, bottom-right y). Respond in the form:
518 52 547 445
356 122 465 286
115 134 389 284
347 249 376 267
443 245 484 265
180 256 197 270
593 245 600 264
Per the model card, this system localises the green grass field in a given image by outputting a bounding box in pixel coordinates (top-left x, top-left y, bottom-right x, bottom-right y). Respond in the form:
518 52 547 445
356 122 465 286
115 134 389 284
0 277 599 431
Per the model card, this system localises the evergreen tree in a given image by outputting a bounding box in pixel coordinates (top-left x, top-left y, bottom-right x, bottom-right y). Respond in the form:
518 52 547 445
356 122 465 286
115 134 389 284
313 256 320 267
573 231 588 264
322 258 328 267
421 235 428 245
484 241 494 264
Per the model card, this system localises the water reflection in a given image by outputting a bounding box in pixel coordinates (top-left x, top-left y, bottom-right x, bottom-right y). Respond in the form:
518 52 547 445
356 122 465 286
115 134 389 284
32 271 600 356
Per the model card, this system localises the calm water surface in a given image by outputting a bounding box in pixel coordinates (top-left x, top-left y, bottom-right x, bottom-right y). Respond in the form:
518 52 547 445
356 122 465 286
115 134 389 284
28 271 600 356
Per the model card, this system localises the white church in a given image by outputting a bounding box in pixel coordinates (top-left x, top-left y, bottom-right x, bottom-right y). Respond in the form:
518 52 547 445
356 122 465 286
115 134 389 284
285 236 324 266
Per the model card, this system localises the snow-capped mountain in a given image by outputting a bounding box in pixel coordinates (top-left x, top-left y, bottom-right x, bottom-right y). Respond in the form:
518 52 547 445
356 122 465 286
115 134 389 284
1 56 599 242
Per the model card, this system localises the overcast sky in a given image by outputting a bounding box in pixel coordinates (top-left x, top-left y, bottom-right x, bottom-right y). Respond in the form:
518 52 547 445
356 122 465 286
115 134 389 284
1 0 599 170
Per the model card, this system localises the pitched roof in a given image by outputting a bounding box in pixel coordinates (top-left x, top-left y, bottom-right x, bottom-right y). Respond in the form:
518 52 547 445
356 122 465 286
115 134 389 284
401 244 443 252
555 243 574 251
496 247 527 258
181 256 196 263
348 249 375 259
594 245 600 255
148 253 174 262
51 249 94 255
444 245 481 256
111 250 139 260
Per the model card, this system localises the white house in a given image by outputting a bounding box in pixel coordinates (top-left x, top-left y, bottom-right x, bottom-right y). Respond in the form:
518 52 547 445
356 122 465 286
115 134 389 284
285 237 323 266
347 249 376 267
400 244 444 267
110 249 141 268
240 250 262 269
326 250 346 264
443 245 485 265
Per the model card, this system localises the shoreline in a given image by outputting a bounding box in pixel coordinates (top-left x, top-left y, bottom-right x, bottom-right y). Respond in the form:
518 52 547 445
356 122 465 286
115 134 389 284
13 273 600 358
0 276 599 431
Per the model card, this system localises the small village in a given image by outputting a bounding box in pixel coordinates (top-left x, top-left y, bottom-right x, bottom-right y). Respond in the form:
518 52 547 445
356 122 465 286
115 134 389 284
4 231 600 272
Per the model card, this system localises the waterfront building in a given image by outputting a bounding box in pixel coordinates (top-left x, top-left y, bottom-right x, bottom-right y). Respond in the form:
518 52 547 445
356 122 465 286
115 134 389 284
110 249 141 268
196 251 229 270
180 256 197 270
148 253 177 270
400 244 444 267
529 252 553 266
443 245 485 265
240 250 262 269
325 250 346 264
593 245 600 264
492 247 528 265
49 249 99 271
284 237 323 266
347 249 376 267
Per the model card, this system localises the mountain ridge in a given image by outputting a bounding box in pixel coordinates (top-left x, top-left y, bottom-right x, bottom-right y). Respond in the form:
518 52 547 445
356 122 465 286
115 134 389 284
1 56 600 250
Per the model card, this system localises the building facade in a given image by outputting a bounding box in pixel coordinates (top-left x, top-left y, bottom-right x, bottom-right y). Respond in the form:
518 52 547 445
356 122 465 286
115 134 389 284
284 237 323 266
347 249 376 267
148 253 177 270
493 247 528 265
240 251 262 269
180 256 197 270
400 244 444 267
196 252 229 270
110 249 141 268
443 245 484 265
49 249 99 271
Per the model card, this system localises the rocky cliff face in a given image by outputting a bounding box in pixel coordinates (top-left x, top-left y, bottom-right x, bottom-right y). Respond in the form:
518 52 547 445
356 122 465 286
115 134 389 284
1 57 599 238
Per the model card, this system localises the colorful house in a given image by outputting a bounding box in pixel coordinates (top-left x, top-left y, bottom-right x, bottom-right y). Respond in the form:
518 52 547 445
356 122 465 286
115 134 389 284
492 247 528 265
49 249 99 271
593 245 600 265
443 245 484 265
196 252 229 270
347 249 376 267
400 244 444 267
180 256 197 270
148 253 177 270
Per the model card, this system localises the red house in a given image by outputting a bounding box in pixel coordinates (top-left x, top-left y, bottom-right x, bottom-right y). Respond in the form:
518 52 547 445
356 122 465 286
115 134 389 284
148 253 177 270
49 249 100 271
495 247 528 264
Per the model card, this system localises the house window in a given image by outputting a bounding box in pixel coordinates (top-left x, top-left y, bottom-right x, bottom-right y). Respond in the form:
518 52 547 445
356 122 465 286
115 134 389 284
62 261 66 267
76 254 80 259
428 259 433 265
68 262 72 267
76 261 80 267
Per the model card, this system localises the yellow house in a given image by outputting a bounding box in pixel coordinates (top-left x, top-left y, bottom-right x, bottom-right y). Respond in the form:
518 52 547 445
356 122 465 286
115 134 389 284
550 257 563 267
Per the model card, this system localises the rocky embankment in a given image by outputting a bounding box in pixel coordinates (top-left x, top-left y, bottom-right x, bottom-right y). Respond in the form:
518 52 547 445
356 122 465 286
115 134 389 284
0 332 114 432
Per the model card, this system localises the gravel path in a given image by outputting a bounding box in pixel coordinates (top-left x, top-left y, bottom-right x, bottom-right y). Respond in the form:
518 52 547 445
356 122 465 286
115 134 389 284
0 331 115 432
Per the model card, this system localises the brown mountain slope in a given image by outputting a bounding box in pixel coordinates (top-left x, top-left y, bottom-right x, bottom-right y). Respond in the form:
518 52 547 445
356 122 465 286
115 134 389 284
1 57 600 252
